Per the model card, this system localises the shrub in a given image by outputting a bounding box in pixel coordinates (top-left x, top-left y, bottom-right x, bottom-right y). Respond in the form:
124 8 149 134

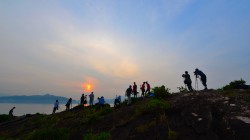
177 86 188 93
222 79 247 90
0 114 11 123
152 85 171 99
84 132 111 140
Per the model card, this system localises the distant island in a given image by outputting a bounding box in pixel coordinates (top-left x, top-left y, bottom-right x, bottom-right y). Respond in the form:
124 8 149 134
0 94 78 104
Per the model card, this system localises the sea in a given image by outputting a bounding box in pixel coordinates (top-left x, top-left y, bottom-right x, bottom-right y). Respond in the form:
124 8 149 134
0 103 115 116
0 103 79 116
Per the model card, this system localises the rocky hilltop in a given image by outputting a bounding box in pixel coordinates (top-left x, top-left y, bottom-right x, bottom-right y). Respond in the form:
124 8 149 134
0 89 250 140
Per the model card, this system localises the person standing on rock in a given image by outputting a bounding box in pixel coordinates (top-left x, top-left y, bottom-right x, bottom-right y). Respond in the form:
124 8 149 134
52 100 59 114
84 95 87 106
132 82 138 98
141 82 146 97
194 68 207 90
89 92 94 106
80 94 85 106
65 98 72 111
145 81 151 95
182 71 193 91
125 85 132 105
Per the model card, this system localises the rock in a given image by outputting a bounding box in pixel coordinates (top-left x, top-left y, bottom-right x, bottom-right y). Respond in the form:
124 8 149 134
236 116 250 124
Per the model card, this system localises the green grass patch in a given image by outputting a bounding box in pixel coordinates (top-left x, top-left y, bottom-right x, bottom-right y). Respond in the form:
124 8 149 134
84 132 111 140
168 130 178 140
0 137 13 140
144 99 171 114
135 120 156 133
24 127 70 140
135 99 170 117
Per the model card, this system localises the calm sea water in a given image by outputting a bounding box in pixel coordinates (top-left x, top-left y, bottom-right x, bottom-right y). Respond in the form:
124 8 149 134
0 103 79 116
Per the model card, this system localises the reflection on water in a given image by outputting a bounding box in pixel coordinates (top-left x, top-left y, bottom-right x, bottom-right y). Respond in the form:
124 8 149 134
0 103 78 116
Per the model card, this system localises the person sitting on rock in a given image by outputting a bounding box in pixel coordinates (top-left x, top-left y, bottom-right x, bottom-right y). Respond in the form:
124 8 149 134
114 95 121 108
9 107 15 118
99 96 105 108
194 68 208 90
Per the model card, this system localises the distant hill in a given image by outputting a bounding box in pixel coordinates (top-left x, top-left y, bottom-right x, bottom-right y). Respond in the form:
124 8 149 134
0 94 126 105
0 94 78 104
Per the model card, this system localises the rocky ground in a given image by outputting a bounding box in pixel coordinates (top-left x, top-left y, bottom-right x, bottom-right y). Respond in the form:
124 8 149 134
0 89 250 140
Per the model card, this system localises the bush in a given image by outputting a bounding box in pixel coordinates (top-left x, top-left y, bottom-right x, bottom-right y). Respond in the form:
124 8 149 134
177 86 188 93
152 85 171 99
0 114 11 123
223 79 247 90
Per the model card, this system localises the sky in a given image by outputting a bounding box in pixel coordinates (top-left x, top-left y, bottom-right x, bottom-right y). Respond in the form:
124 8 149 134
0 0 250 99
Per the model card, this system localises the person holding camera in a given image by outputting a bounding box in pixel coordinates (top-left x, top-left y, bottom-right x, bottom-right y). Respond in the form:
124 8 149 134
182 71 193 91
194 68 207 90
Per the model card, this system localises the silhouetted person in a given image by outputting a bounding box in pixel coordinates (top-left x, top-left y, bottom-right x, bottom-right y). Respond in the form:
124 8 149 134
52 100 59 114
132 82 138 98
114 95 121 108
9 107 15 118
145 81 151 95
99 96 105 108
141 82 145 97
89 92 94 106
65 98 72 111
194 68 207 90
80 94 84 106
84 95 87 105
125 85 132 105
182 71 193 91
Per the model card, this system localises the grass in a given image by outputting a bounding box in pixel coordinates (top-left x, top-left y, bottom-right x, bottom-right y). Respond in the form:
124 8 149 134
141 98 171 114
135 120 156 133
84 132 111 140
168 130 178 140
24 127 70 140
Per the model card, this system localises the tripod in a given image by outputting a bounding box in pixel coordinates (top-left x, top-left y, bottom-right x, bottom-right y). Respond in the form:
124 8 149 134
195 75 199 90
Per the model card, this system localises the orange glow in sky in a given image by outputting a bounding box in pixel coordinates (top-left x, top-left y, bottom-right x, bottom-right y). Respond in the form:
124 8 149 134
82 83 92 92
87 84 91 91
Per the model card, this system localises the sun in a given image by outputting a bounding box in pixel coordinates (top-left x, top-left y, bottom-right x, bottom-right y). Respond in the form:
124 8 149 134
87 84 91 91
81 82 94 92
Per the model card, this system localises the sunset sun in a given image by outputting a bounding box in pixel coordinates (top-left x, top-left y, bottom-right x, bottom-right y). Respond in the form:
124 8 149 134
87 84 91 91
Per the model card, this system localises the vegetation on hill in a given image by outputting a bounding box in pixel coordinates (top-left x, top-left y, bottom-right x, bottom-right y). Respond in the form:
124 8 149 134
1 81 250 140
222 79 247 90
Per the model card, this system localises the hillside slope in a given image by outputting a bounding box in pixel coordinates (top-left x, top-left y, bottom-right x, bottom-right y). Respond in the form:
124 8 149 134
0 89 250 140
